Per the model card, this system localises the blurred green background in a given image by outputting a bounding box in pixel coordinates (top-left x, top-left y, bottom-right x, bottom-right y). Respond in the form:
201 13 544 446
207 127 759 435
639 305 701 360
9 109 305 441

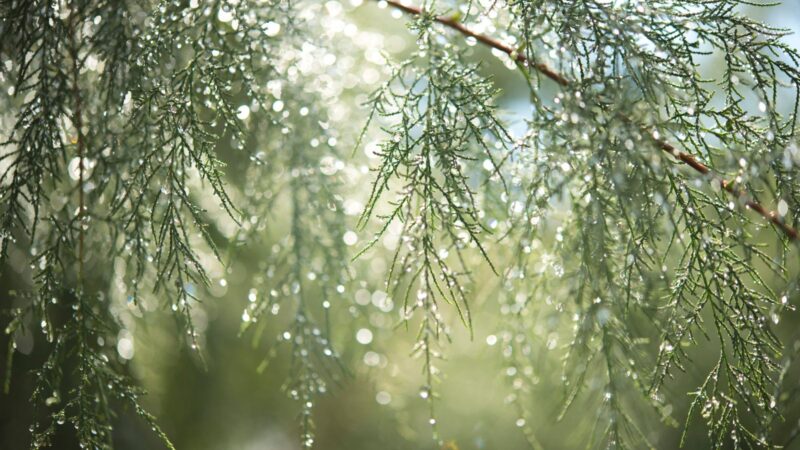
2 2 800 449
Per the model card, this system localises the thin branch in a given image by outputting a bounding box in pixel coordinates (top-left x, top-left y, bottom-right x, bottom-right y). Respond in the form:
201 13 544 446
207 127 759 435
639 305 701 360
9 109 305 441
69 7 86 281
382 0 799 242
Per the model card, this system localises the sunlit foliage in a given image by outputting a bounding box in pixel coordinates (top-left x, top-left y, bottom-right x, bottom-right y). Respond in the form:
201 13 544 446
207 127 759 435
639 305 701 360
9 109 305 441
1 0 800 449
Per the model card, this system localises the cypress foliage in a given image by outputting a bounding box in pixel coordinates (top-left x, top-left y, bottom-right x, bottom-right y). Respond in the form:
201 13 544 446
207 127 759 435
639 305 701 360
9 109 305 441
1 0 799 448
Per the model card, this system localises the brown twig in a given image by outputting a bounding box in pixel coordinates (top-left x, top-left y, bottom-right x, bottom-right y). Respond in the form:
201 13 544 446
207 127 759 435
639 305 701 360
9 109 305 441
383 0 798 241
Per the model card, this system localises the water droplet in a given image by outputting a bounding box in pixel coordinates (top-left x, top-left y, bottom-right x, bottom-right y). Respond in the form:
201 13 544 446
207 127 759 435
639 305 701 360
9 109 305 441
343 231 358 246
236 105 250 120
67 157 96 181
217 7 233 23
116 335 134 360
419 387 430 399
356 328 373 345
263 21 281 37
363 351 380 366
777 200 788 217
376 391 391 405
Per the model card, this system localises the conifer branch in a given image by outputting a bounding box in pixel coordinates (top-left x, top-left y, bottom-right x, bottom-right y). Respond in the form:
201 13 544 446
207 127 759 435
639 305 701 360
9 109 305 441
382 0 799 242
68 4 85 282
1 1 798 448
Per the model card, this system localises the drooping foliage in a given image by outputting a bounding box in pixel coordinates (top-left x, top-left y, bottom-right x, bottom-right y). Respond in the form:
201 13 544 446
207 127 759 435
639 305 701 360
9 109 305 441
1 0 800 449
